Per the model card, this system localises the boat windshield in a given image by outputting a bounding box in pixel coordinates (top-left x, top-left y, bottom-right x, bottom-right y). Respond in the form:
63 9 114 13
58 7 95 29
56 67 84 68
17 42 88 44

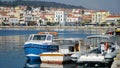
33 35 46 40
86 37 109 47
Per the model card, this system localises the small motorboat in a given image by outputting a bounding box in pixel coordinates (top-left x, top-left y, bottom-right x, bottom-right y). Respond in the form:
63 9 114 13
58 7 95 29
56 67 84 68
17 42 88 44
71 34 119 63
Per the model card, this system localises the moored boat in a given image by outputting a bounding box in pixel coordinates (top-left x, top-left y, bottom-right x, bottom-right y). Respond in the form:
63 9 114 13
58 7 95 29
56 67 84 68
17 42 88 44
71 34 119 63
24 32 59 61
40 38 83 64
115 27 120 35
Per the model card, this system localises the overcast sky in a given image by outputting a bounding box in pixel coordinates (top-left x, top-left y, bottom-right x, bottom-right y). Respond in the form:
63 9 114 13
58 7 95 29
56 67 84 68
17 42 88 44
2 0 120 13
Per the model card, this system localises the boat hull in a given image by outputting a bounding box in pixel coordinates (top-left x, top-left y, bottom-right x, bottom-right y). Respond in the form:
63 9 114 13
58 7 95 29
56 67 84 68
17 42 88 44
24 43 58 61
77 54 114 63
40 53 72 64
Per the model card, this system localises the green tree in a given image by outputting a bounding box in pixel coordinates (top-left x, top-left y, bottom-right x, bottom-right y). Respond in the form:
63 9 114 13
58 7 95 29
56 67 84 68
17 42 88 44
26 6 32 11
110 23 115 26
117 19 120 26
28 21 37 26
47 22 54 26
39 20 43 26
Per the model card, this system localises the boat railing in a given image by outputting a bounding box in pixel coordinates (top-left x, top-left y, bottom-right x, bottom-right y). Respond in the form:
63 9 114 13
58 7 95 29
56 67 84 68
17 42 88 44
38 32 58 36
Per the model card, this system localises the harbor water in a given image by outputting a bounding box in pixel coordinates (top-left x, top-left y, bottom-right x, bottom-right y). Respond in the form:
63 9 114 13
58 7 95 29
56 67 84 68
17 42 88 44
0 29 115 68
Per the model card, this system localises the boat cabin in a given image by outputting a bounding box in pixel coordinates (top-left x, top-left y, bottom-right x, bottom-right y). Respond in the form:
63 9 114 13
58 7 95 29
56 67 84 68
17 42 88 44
28 34 54 42
84 35 117 54
53 38 83 53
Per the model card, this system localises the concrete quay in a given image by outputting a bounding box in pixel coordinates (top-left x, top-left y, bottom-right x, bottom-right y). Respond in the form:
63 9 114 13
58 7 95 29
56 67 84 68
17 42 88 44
111 49 120 68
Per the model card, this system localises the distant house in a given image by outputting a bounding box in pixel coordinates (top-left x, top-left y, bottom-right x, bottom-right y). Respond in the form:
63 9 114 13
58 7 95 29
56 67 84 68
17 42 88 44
39 15 47 25
44 13 54 23
106 15 120 24
67 14 81 23
25 14 33 23
9 16 19 25
0 12 10 25
82 14 92 23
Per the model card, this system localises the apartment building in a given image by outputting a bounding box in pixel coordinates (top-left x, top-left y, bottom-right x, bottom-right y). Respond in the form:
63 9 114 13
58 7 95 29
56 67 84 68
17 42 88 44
92 10 110 24
54 10 67 25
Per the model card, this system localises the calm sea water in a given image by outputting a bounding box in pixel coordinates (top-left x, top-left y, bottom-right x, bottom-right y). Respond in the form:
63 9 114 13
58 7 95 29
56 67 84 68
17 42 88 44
0 30 111 68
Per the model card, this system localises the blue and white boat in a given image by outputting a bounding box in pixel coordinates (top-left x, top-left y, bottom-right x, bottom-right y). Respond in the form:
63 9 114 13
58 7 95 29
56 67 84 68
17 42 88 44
24 32 59 61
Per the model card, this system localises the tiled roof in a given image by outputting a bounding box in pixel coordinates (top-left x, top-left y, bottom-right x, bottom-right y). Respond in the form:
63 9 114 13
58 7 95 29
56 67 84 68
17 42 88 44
0 12 8 16
98 10 108 12
107 15 120 18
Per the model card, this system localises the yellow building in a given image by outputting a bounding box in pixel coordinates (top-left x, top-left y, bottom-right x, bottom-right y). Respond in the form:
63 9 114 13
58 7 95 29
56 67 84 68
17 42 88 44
14 6 22 19
44 13 54 23
92 10 110 24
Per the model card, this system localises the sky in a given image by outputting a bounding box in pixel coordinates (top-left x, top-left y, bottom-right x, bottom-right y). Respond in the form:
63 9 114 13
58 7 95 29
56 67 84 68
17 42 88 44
2 0 120 13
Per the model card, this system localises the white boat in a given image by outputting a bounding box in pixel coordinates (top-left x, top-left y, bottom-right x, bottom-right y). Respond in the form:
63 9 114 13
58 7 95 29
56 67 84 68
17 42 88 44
71 35 119 63
40 38 83 64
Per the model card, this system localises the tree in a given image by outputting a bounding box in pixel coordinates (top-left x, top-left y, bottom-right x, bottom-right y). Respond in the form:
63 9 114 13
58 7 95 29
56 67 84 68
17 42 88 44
110 23 115 26
40 5 45 11
117 19 120 26
47 22 54 26
39 20 43 26
26 6 32 11
28 21 37 26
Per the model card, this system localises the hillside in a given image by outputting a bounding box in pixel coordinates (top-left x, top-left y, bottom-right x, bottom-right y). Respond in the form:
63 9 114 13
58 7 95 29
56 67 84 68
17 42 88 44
0 0 85 9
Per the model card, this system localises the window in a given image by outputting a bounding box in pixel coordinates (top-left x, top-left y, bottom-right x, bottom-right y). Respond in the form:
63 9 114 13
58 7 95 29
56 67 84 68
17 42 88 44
69 46 74 52
33 35 46 40
47 35 52 40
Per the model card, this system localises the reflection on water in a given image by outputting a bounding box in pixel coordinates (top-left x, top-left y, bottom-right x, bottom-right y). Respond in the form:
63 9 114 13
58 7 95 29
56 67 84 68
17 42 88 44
40 62 76 68
77 63 111 68
24 60 77 68
0 35 28 51
24 60 41 68
24 60 111 68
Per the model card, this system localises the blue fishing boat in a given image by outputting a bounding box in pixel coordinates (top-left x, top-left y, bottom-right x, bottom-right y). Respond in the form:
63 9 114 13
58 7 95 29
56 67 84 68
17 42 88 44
24 32 59 61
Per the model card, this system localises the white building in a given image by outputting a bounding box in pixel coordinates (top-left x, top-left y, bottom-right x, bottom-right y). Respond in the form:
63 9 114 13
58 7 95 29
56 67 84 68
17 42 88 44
106 15 120 24
67 16 81 23
9 16 19 25
25 14 33 22
54 10 67 25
